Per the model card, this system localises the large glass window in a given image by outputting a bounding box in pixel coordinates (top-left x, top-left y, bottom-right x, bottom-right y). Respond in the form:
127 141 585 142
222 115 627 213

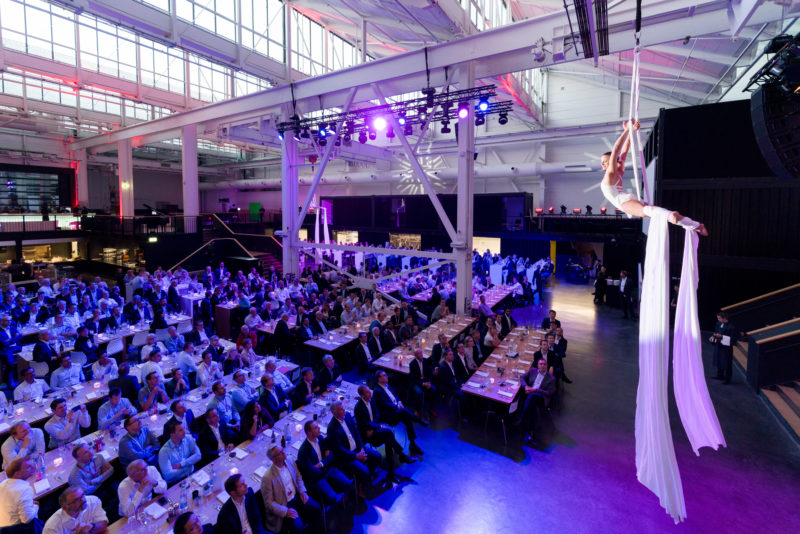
176 0 236 42
0 170 60 212
0 0 76 64
241 0 284 62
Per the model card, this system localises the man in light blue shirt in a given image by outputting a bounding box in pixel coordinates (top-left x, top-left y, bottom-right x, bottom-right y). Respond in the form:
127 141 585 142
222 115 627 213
174 342 198 378
158 420 201 484
97 388 136 430
118 416 160 468
44 399 91 448
164 327 185 354
230 370 258 413
207 382 241 428
49 355 85 389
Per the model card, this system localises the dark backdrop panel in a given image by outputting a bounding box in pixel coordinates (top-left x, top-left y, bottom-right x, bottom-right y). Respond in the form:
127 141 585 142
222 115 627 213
657 100 773 180
330 197 372 227
500 237 550 262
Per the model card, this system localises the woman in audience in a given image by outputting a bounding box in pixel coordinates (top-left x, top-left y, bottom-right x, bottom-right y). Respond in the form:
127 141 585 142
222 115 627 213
238 400 273 442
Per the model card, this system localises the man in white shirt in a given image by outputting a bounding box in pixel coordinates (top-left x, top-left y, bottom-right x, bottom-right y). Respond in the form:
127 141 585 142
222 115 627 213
0 457 40 529
14 366 48 401
91 352 118 382
244 307 264 329
1 422 45 469
139 349 166 384
117 459 167 517
264 358 294 395
44 399 91 449
217 474 265 534
196 351 223 387
49 354 85 390
139 334 166 362
43 487 108 534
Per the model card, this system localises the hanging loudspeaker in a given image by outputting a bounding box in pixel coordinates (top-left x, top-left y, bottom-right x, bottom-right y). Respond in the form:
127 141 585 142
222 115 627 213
750 84 800 179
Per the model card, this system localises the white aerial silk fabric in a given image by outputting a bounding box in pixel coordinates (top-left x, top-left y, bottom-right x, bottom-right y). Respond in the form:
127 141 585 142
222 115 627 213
636 207 686 523
673 229 726 454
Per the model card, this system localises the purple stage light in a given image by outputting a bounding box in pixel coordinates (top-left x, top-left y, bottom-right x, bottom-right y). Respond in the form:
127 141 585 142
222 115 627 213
458 107 469 119
373 117 387 131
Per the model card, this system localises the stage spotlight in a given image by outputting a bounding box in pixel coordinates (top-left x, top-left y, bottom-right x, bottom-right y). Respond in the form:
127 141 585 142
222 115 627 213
422 87 436 109
369 130 377 141
277 129 285 141
458 102 469 119
292 130 301 141
334 137 341 146
560 205 567 215
398 115 406 125
475 114 485 126
318 137 327 147
548 206 554 214
498 112 509 125
404 123 413 136
585 205 593 215
373 116 387 131
386 126 395 138
534 207 544 214
600 206 607 215
344 133 352 143
478 97 489 112
358 131 367 144
572 207 581 214
300 129 310 139
440 120 451 134
318 127 327 138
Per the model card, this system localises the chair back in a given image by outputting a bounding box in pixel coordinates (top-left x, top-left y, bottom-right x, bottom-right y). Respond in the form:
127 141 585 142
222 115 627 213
155 328 170 342
130 330 149 347
31 361 49 378
176 320 192 335
70 351 87 366
107 338 124 357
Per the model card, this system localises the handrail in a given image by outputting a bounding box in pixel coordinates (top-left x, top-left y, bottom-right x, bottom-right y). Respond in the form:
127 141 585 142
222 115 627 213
747 317 800 336
755 329 800 345
721 283 800 311
168 237 254 272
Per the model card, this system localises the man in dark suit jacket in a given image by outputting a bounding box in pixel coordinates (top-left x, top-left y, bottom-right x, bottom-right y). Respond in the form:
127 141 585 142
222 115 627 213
499 309 517 338
409 349 437 418
533 339 561 380
216 474 266 534
109 363 140 406
73 326 99 360
429 334 449 368
326 401 381 485
619 271 636 319
398 317 416 341
367 327 384 356
292 368 317 408
167 282 182 313
32 331 58 367
436 350 464 401
273 313 294 357
259 374 292 421
548 331 572 383
372 371 426 456
314 355 342 391
521 358 556 441
296 420 352 505
163 399 197 437
102 309 126 332
196 408 235 464
711 311 738 384
540 309 561 331
84 311 105 335
184 321 212 346
381 324 399 350
354 386 416 475
296 317 315 343
353 332 376 375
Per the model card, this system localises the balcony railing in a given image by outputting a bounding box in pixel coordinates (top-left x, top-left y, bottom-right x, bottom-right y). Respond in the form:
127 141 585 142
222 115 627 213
81 215 200 237
0 213 83 233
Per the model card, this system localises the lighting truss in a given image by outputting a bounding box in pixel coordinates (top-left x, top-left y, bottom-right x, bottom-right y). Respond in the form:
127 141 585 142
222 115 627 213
276 85 513 142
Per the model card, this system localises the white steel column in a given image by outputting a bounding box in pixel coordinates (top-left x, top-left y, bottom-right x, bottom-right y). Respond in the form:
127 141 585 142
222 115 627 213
280 110 300 276
74 148 89 208
182 124 199 232
118 138 134 217
455 62 475 315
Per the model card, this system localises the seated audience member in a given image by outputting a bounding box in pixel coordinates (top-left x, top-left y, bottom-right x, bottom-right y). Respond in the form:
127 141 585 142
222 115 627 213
265 358 294 395
230 370 259 413
50 354 85 389
97 388 136 430
196 408 235 464
109 363 140 406
408 348 438 419
165 368 191 399
373 371 426 456
14 366 48 401
91 352 118 382
43 487 108 534
117 459 167 517
259 374 291 421
429 333 449 368
138 372 169 412
175 342 199 378
453 342 477 382
139 349 166 383
173 512 215 534
140 333 166 362
118 416 160 468
354 385 417 476
238 400 273 442
261 445 322 534
0 457 41 530
367 326 384 356
499 308 517 338
297 420 353 507
205 336 225 361
44 399 90 449
184 320 211 346
292 367 318 408
1 422 45 469
354 332 376 375
164 399 196 437
436 350 465 402
314 354 342 391
207 382 241 429
540 309 561 330
216 474 266 534
326 401 382 489
521 358 556 442
73 326 99 360
164 327 184 354
196 351 223 388
158 420 202 484
68 443 114 498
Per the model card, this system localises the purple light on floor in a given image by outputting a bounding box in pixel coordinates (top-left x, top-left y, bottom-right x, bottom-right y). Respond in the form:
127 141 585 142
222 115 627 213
458 107 469 119
373 117 387 131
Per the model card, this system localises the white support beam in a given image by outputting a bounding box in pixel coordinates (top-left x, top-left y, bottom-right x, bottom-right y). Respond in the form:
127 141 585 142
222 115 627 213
68 0 786 151
299 241 457 260
373 261 453 282
372 84 458 244
118 138 134 217
74 148 89 207
280 112 300 276
454 62 475 315
294 87 358 230
181 125 199 223
728 0 765 39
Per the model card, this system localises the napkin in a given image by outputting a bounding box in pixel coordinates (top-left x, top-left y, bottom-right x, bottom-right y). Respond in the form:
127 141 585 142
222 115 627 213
466 381 481 388
313 399 327 407
498 390 514 398
254 466 268 478
484 362 497 368
145 502 168 519
192 470 210 486
86 392 100 400
232 448 249 460
34 479 50 493
292 440 301 450
0 422 10 433
474 371 489 377
289 412 305 422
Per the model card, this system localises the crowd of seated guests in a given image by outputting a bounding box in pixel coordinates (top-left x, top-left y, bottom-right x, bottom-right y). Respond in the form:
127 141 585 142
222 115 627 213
0 251 566 534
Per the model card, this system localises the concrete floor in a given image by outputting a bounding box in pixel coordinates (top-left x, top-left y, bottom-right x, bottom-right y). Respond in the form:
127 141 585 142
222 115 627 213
351 280 800 534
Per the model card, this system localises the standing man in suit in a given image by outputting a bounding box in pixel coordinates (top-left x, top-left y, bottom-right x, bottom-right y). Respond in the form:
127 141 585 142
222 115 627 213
710 311 738 384
373 371 427 457
551 327 572 383
296 421 352 506
521 358 556 442
619 270 636 319
216 474 265 534
261 445 322 534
